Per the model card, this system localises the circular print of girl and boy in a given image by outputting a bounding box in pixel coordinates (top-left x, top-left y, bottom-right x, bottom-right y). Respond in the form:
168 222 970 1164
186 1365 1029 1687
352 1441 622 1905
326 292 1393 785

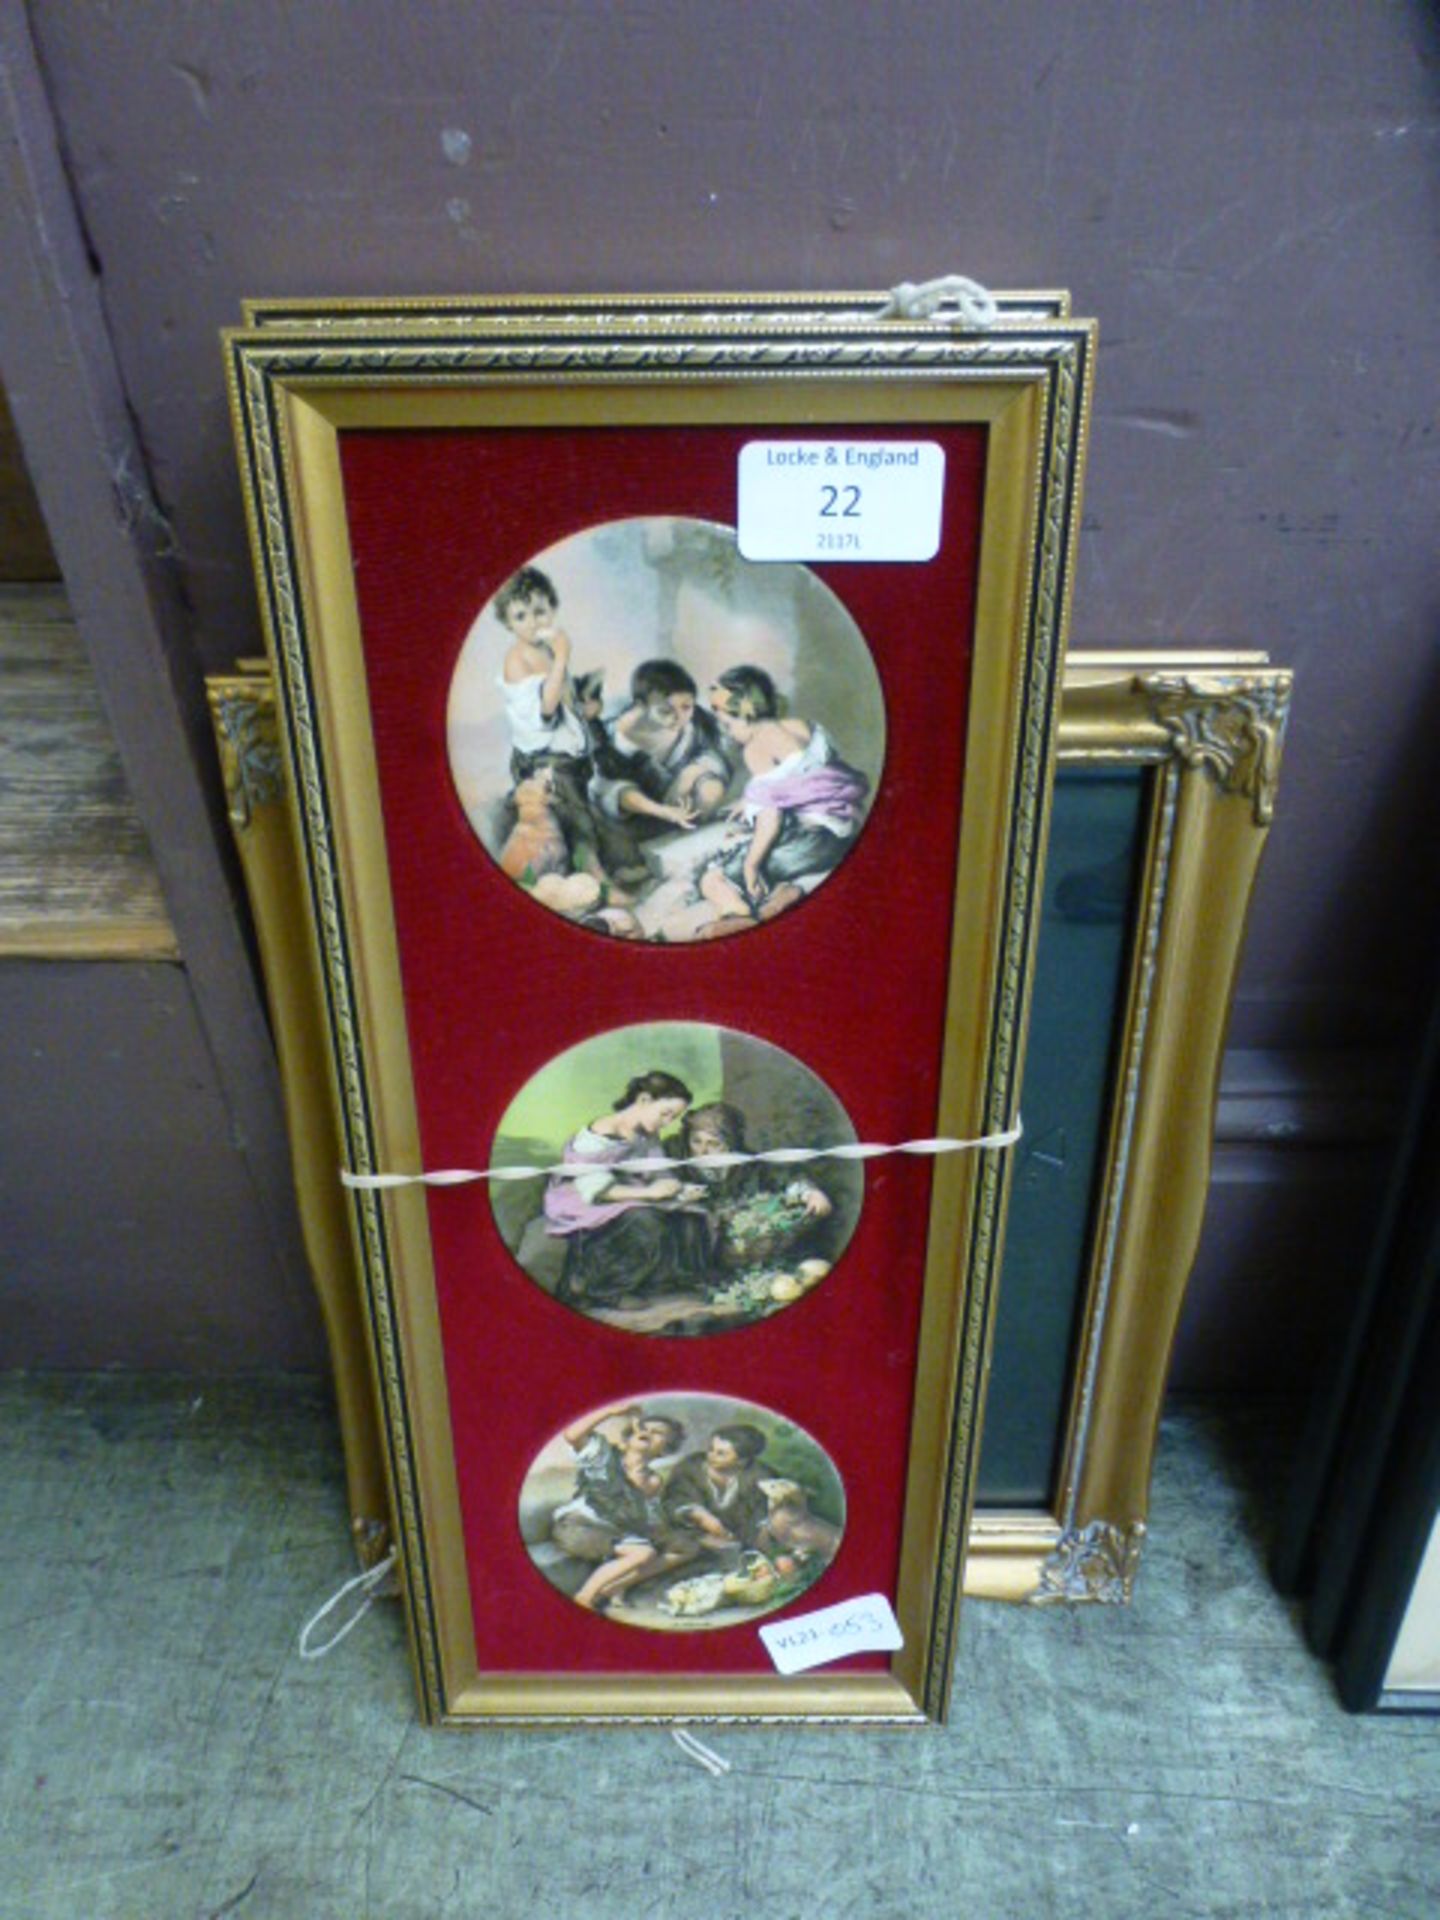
518 1391 845 1631
490 1022 863 1337
447 517 886 943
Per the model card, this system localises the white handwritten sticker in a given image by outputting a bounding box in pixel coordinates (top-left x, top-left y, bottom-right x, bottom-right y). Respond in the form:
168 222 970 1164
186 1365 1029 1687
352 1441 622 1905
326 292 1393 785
758 1592 904 1675
737 441 945 563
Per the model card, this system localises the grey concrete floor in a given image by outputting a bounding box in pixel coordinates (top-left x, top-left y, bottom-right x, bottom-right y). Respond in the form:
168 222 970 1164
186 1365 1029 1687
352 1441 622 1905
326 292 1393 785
1 1376 1435 1920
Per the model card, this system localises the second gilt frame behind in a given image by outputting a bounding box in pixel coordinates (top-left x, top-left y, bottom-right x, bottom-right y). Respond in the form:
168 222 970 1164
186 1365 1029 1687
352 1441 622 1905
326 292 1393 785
967 652 1289 1604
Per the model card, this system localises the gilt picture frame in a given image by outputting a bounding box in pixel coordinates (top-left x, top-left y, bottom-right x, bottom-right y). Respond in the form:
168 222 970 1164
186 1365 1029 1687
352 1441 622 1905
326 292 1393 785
967 653 1291 1604
223 293 1093 1724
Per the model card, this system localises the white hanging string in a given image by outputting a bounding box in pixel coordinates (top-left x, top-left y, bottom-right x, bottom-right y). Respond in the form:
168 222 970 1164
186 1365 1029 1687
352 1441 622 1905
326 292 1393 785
671 1728 732 1777
339 1118 1023 1192
876 274 999 327
298 1549 399 1661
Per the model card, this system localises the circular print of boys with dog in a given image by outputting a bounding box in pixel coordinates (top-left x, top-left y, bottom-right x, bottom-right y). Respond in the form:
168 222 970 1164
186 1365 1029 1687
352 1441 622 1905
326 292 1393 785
447 517 886 943
490 1021 863 1337
519 1391 846 1630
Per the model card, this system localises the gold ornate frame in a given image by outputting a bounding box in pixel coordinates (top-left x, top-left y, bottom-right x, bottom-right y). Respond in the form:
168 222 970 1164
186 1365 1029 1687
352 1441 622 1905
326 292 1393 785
207 662 391 1571
222 296 1094 1723
240 288 1074 330
965 652 1291 1604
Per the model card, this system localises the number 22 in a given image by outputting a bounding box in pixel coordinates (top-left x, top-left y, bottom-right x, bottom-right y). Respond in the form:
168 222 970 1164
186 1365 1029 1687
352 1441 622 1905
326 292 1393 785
819 484 861 519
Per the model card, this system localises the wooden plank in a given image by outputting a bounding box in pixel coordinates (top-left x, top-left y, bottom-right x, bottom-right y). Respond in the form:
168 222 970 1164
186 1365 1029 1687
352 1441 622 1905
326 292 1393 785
0 586 176 957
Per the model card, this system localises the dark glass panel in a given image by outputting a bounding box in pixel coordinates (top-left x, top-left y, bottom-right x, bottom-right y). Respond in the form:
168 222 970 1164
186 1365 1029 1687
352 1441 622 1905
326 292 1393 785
976 766 1149 1506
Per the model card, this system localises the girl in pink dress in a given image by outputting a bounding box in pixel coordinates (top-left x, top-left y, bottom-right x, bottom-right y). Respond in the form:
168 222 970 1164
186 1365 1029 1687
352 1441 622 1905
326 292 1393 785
698 666 869 930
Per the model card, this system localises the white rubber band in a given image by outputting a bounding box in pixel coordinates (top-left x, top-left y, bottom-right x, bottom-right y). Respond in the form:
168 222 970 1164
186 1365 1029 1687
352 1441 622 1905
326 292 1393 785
339 1118 1023 1192
297 1549 399 1661
877 274 999 326
671 1728 732 1776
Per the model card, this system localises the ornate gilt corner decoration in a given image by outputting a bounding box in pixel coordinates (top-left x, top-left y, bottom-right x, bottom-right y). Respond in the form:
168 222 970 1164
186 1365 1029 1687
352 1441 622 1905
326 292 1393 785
207 681 284 829
1028 1520 1147 1606
1143 672 1292 826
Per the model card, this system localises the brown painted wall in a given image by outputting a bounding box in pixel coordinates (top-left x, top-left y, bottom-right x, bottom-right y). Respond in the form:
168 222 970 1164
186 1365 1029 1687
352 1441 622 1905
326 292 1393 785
0 962 320 1367
8 2 1440 1381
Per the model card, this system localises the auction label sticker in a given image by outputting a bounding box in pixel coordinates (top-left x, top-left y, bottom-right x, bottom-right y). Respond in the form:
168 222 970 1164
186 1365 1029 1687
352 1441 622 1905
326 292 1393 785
738 441 945 563
758 1592 904 1674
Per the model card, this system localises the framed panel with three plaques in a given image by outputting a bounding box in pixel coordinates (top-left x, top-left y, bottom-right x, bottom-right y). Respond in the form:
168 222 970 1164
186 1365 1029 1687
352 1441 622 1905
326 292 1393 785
225 290 1094 1723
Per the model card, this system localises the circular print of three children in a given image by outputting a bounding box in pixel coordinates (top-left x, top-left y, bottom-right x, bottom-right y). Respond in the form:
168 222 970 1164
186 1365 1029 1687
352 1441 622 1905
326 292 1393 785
447 516 886 943
519 1391 846 1631
491 1021 863 1337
